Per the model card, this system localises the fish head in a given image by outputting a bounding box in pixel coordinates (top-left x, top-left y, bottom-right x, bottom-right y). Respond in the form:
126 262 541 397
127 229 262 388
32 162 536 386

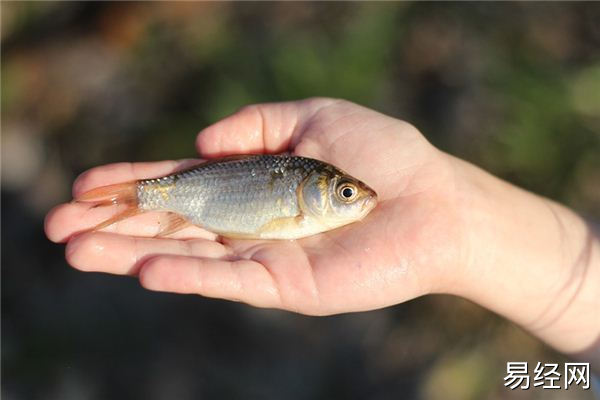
299 167 377 228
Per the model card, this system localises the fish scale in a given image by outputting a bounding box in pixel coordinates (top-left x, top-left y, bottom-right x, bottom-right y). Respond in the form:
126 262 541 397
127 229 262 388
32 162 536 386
138 155 321 236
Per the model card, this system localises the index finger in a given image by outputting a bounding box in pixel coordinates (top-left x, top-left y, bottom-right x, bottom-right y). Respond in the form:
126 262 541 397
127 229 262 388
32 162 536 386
195 98 338 158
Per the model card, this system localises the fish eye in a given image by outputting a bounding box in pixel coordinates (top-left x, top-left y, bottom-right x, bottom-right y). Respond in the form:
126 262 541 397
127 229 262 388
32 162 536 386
337 183 357 202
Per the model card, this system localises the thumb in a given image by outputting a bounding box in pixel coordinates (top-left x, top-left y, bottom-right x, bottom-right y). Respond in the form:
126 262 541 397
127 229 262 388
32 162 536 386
195 98 337 158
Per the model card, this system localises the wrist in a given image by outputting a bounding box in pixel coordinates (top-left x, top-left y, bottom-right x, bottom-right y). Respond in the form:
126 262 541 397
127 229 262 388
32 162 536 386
447 155 600 358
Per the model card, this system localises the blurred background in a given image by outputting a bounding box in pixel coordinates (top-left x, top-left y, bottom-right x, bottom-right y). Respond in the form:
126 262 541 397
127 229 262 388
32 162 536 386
2 2 599 399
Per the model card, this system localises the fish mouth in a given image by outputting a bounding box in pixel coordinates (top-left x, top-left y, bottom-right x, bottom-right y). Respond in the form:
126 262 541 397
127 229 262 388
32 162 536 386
361 196 378 214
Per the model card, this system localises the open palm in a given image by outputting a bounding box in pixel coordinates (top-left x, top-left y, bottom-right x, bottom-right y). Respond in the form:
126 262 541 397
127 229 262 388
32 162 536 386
46 98 468 315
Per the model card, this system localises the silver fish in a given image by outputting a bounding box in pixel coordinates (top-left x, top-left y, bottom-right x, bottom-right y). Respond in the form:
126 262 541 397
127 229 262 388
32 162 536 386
77 155 377 239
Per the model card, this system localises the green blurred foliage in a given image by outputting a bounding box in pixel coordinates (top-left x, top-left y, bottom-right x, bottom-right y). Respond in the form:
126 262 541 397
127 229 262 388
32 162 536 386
2 2 599 400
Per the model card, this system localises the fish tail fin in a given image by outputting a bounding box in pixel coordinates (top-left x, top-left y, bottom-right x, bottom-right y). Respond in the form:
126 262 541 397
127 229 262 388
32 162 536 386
75 182 142 231
76 182 138 206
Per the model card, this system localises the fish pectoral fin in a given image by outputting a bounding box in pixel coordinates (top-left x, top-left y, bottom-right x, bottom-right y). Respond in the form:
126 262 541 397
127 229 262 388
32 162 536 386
156 213 191 237
257 215 305 237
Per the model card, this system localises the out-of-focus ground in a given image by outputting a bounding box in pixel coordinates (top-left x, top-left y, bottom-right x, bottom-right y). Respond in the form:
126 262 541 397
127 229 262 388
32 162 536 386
2 3 599 399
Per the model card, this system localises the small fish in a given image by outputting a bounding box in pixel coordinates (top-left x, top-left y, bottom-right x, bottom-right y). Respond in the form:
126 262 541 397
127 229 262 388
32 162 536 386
77 155 378 239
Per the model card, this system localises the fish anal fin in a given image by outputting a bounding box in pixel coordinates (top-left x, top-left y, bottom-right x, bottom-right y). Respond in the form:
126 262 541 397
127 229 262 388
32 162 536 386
156 213 191 237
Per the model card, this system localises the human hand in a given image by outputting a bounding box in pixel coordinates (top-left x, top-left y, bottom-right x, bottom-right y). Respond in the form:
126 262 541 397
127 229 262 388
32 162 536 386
45 98 600 365
45 98 469 314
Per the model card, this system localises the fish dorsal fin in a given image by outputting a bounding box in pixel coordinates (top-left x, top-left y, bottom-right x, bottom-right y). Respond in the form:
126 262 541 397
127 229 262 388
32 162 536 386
167 154 264 176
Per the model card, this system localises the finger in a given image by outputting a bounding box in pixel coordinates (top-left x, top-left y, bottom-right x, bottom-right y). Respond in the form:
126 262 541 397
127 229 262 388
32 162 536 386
73 159 202 197
65 232 231 275
45 202 216 243
139 255 282 309
196 98 338 157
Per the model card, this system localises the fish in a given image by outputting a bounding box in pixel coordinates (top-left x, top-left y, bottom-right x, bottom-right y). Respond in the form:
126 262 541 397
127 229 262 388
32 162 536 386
76 154 378 240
